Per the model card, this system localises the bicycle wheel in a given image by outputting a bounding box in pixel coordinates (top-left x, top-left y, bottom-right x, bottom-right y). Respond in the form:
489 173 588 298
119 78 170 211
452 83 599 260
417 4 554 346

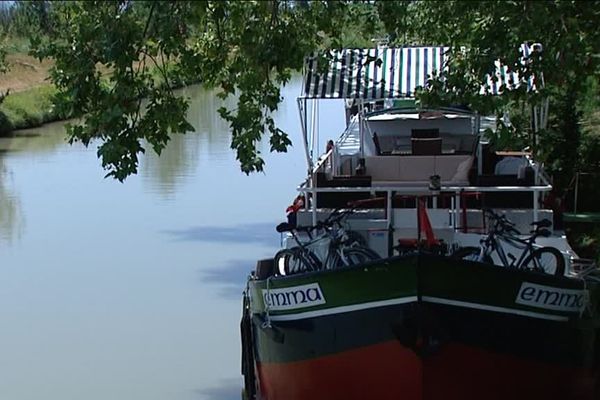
520 247 565 276
273 248 321 276
335 247 381 268
451 247 492 263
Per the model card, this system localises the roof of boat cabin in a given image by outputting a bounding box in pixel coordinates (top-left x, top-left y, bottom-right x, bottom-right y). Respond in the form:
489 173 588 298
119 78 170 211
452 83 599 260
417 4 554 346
300 44 541 100
365 111 472 121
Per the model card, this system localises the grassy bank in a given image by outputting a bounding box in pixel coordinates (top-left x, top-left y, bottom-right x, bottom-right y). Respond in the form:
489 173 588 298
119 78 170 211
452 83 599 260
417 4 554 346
0 83 62 134
0 35 185 135
0 59 190 135
0 72 193 136
0 40 60 135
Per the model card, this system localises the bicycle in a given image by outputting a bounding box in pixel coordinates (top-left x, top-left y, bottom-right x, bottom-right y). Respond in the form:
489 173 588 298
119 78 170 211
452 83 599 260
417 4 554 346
273 209 381 276
320 209 381 268
451 209 566 276
394 238 448 257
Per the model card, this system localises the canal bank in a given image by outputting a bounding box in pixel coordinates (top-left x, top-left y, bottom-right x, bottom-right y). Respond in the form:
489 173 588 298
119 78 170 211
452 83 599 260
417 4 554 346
0 84 62 134
0 52 195 135
0 51 62 134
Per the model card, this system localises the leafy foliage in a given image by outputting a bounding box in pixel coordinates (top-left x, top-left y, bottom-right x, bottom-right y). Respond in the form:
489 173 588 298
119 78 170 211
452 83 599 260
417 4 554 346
0 43 5 75
568 222 600 264
0 1 52 37
30 0 357 179
14 0 600 185
378 1 600 185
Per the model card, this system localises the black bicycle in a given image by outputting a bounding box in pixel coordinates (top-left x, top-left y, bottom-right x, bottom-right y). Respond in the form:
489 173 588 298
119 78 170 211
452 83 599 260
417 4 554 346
274 209 381 275
452 210 566 276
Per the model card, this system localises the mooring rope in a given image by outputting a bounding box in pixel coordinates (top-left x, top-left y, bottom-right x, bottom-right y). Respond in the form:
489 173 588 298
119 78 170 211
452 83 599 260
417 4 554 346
262 276 273 329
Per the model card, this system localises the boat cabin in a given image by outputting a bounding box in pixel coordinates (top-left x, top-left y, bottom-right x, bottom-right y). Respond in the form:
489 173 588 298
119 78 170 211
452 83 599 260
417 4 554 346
291 46 576 270
339 108 478 187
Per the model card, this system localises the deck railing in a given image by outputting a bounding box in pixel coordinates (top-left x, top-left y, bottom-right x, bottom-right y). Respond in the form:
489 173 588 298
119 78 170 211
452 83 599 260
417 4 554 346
302 146 553 229
297 184 553 230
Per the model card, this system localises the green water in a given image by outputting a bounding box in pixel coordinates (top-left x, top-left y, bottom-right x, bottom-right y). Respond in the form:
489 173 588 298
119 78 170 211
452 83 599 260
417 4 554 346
0 80 345 400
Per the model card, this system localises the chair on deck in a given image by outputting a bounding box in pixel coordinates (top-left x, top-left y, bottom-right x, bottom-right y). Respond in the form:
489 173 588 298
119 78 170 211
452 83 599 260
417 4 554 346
411 128 440 139
411 137 442 155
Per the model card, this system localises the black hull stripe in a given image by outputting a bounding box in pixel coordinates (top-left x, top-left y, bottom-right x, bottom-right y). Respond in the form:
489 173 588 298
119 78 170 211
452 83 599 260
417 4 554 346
253 301 596 367
254 303 413 364
424 303 597 367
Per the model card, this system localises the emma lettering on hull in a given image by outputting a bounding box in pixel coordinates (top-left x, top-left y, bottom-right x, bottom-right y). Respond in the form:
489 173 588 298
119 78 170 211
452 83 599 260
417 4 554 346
262 283 326 311
516 282 587 312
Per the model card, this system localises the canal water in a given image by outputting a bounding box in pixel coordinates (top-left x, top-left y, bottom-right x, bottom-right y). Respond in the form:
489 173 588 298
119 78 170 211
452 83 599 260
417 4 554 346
0 79 344 400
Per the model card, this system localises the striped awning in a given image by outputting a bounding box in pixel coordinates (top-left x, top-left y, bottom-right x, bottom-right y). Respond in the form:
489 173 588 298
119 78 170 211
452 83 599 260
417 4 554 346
302 47 447 99
301 45 540 99
482 43 541 96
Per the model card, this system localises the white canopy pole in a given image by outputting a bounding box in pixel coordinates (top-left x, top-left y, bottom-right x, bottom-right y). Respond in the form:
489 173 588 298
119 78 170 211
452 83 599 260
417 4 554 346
296 98 313 173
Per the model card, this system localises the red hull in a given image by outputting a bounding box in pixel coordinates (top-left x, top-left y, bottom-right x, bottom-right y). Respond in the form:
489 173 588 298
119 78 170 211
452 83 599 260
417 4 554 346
257 340 597 400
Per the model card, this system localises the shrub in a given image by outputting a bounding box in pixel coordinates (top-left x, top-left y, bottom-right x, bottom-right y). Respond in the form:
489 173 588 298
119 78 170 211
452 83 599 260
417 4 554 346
0 84 59 133
0 110 14 134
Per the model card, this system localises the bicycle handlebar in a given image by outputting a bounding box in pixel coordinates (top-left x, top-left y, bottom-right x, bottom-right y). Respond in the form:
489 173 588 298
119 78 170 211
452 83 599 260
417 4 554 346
485 210 553 239
484 209 521 235
322 208 354 226
531 219 552 228
276 209 354 236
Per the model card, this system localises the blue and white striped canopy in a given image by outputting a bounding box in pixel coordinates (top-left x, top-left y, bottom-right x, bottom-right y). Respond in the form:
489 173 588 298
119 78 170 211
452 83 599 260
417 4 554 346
301 45 539 99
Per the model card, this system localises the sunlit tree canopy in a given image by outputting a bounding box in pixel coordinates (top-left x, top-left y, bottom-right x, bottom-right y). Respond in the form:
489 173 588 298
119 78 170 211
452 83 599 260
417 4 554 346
2 0 597 183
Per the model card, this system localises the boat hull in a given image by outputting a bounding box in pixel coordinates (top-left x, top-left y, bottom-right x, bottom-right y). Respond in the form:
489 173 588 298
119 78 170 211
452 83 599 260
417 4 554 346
257 341 596 400
245 255 600 400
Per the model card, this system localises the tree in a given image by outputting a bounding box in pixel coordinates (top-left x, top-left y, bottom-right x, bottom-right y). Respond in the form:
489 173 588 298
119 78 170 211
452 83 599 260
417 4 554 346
30 0 600 185
31 0 356 180
377 0 600 187
0 0 12 86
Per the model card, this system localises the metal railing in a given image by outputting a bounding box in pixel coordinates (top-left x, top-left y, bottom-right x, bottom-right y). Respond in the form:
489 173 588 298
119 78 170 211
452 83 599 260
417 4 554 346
297 183 553 230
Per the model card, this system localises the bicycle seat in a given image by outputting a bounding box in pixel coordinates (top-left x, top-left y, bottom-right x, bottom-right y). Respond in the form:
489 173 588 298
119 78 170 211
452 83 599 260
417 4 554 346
276 222 294 233
537 228 552 237
276 223 316 234
531 219 552 228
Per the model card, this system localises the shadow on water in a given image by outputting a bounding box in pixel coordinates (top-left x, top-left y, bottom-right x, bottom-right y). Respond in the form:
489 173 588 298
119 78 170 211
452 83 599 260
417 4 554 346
194 378 242 400
163 222 280 247
200 258 271 299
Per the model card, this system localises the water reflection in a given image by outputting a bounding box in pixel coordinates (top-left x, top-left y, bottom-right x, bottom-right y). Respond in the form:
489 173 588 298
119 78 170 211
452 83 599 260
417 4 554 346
0 120 69 154
0 121 72 241
0 154 23 242
141 85 237 197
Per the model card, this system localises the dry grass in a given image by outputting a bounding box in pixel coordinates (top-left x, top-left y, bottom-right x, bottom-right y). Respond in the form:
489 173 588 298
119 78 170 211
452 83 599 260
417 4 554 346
0 53 54 93
0 50 178 134
0 51 59 134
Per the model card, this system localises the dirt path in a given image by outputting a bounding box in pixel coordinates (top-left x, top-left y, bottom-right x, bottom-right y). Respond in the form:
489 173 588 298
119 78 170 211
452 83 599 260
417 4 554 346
0 53 54 93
